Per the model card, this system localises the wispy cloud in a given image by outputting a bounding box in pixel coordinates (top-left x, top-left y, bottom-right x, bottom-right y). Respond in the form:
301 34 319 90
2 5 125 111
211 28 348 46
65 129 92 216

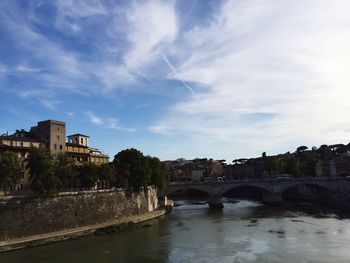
15 65 41 73
123 0 178 72
86 111 135 132
150 0 350 158
107 118 136 132
2 0 350 160
18 89 61 110
161 53 194 94
86 111 104 125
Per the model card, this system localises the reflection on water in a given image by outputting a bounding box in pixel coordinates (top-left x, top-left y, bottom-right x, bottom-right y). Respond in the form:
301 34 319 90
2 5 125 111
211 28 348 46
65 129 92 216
1 198 350 263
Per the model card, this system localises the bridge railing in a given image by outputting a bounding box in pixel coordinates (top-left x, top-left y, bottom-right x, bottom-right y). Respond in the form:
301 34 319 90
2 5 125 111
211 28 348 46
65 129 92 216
168 176 350 186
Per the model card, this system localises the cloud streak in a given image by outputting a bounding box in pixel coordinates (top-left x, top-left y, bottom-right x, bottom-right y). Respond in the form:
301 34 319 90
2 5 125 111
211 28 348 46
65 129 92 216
161 53 195 94
86 111 135 132
150 0 350 158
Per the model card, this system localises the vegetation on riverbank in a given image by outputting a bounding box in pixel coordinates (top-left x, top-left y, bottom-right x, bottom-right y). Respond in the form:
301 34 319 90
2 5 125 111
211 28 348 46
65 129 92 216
0 147 169 198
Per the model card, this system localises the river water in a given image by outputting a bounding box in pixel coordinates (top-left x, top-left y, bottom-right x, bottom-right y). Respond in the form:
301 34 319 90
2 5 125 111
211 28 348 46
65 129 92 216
1 198 350 263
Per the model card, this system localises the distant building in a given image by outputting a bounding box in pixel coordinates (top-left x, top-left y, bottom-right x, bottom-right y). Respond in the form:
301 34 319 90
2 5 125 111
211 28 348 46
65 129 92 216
224 157 265 180
0 120 109 190
164 158 224 182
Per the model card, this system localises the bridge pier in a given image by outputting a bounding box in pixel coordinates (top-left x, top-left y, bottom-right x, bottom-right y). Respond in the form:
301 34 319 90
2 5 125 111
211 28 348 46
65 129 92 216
208 196 224 209
262 192 283 206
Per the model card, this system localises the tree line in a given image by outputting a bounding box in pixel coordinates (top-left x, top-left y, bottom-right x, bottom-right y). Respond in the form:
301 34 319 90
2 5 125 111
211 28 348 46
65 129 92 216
0 148 169 198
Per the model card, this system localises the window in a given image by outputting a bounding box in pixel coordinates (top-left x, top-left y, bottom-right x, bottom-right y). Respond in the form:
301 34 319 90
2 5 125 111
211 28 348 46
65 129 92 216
60 145 63 150
57 135 60 140
75 138 78 144
54 144 57 150
81 138 83 144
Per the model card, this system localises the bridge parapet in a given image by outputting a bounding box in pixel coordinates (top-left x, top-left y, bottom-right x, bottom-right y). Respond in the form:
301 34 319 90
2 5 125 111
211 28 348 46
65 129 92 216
166 177 350 208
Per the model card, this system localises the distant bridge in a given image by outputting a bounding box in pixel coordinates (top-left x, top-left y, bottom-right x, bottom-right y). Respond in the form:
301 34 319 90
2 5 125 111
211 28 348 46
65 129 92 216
166 177 350 208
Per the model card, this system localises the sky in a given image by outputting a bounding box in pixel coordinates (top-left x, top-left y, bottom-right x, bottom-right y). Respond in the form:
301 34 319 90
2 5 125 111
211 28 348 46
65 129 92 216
1 0 350 162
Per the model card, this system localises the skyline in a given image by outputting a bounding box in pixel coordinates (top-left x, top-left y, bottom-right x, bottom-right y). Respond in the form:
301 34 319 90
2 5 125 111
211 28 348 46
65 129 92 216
1 0 350 161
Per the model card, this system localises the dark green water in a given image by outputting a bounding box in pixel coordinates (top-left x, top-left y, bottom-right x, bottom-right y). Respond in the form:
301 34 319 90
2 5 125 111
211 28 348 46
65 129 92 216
1 199 350 263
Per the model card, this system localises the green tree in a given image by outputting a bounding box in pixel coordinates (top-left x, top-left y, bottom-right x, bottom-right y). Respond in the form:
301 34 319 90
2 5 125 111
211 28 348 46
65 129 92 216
54 154 79 189
264 156 284 175
0 151 20 194
113 148 151 192
297 151 318 177
284 155 298 176
147 156 169 192
77 163 99 189
296 146 308 152
98 163 116 188
28 148 61 198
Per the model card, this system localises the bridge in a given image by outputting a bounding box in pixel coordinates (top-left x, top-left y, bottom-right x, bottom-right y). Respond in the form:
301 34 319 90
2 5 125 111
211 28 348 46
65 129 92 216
166 177 350 208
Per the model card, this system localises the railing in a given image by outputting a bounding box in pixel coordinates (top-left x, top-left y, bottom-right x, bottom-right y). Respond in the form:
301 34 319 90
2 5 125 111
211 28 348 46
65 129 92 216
168 176 350 186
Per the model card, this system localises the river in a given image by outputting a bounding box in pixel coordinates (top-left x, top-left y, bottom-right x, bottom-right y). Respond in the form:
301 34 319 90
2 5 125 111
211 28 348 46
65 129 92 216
1 198 350 263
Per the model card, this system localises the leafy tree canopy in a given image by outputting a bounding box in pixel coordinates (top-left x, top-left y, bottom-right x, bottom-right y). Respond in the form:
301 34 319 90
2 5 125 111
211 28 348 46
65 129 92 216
28 148 61 198
0 151 20 194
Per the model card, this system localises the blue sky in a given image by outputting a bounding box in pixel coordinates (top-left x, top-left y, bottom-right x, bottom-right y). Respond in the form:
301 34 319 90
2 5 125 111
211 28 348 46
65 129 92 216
1 0 350 162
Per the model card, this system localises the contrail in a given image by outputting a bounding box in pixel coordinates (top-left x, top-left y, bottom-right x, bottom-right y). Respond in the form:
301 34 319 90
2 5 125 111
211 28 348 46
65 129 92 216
161 53 195 95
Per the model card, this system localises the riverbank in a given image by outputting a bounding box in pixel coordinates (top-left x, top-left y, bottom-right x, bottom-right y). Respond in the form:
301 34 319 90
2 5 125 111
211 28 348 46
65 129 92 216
0 208 169 253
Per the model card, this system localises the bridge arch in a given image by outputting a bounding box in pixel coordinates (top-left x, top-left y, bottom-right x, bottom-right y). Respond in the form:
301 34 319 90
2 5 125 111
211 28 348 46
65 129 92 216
281 182 333 201
166 185 212 196
221 184 273 197
221 184 281 204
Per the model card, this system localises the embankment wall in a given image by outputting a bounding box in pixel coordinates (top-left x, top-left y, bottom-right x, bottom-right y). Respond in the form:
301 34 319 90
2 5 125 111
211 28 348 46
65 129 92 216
0 187 158 241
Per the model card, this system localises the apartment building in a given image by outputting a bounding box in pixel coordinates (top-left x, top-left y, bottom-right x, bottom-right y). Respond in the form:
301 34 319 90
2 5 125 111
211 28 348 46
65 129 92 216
0 120 109 190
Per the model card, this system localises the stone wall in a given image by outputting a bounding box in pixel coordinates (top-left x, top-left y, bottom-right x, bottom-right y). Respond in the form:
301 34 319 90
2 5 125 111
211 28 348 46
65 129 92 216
0 187 158 241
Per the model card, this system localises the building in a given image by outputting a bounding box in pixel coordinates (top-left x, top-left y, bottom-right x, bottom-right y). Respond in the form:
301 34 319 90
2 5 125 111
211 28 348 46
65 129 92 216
0 129 46 189
224 157 266 181
0 120 109 190
30 120 66 155
66 133 109 164
164 158 224 182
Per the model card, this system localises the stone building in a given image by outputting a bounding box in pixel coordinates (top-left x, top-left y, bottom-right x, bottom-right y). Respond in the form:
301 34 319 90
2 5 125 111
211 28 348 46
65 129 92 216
0 129 46 189
30 120 66 155
66 134 109 164
0 120 109 190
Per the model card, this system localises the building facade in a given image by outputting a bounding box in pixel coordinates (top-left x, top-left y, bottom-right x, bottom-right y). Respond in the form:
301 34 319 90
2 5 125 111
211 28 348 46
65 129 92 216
0 120 109 191
66 133 108 164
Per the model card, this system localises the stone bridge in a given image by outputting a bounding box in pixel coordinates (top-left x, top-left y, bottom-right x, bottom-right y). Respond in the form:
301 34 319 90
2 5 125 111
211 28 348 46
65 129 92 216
166 177 350 208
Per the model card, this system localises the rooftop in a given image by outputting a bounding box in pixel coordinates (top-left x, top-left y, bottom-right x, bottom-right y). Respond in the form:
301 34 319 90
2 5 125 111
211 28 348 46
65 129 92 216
67 133 90 138
38 120 66 126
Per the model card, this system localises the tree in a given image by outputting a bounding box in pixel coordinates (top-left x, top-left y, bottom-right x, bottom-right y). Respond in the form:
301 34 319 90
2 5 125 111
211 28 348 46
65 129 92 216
264 156 284 175
28 148 61 198
54 153 79 189
77 163 99 189
296 146 308 152
113 148 150 191
297 151 318 177
98 163 116 188
147 156 169 192
0 151 20 194
284 155 298 176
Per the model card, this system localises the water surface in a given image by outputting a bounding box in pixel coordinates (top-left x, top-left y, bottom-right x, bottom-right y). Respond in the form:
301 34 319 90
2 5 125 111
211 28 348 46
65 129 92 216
1 199 350 263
